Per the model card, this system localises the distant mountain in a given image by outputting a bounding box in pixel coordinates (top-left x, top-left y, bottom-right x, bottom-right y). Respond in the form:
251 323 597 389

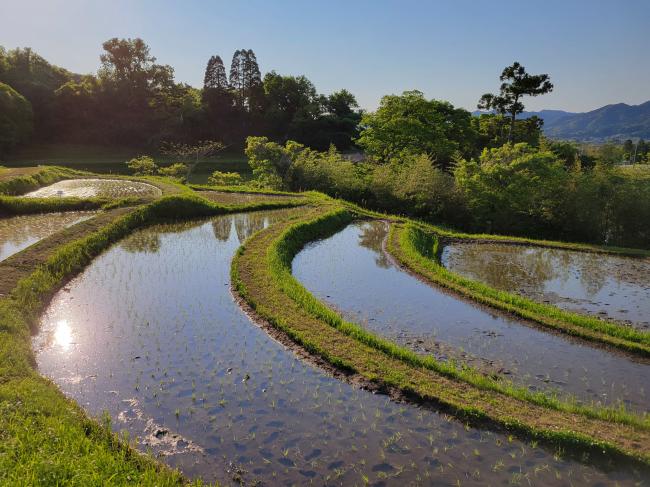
473 101 650 141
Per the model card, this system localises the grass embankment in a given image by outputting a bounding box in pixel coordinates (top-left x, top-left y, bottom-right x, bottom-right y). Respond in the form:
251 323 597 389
0 195 145 216
0 166 84 196
0 194 307 485
388 223 650 356
231 205 650 466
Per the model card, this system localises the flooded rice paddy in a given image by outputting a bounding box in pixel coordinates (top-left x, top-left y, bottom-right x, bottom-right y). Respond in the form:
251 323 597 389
0 212 96 262
441 242 650 330
33 212 645 485
24 178 162 198
293 221 649 413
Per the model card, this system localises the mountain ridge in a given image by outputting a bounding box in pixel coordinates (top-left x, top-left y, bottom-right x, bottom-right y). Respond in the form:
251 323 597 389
473 100 650 141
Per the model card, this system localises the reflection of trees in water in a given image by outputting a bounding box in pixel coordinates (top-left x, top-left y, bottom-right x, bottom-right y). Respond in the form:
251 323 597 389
121 231 161 254
358 221 391 269
445 244 649 299
0 213 90 247
211 217 232 242
234 213 268 243
445 244 555 294
121 221 203 254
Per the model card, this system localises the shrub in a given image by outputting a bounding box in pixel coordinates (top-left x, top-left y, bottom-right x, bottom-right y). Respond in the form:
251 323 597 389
208 170 243 186
126 155 157 175
158 162 188 180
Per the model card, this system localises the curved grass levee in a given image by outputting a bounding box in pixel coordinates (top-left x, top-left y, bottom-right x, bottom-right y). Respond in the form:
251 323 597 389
231 206 650 466
0 195 146 216
0 193 307 483
388 223 650 357
0 166 86 196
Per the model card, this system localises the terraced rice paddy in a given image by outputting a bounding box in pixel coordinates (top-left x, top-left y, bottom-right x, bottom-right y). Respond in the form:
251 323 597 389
293 221 649 412
196 190 301 206
23 178 162 198
32 211 645 485
0 211 96 262
441 242 650 330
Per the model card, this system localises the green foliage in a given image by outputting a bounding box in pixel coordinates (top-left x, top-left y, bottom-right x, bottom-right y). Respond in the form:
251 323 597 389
454 143 569 235
244 136 289 190
0 82 33 157
356 90 476 167
472 114 544 149
158 162 189 180
478 62 553 142
207 170 243 186
126 155 158 175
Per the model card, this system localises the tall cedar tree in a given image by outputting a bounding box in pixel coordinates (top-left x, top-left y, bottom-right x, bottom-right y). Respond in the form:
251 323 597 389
203 55 228 89
478 62 553 142
229 49 261 111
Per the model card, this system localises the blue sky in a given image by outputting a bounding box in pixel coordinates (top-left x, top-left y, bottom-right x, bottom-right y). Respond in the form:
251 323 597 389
2 0 648 112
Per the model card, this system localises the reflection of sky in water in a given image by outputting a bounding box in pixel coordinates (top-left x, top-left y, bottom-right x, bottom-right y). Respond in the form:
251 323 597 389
293 222 648 412
441 243 650 328
0 212 96 262
24 179 161 198
33 212 645 486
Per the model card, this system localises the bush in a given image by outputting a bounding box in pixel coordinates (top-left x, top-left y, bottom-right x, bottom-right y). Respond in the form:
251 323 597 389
158 162 188 180
208 170 243 186
126 155 157 175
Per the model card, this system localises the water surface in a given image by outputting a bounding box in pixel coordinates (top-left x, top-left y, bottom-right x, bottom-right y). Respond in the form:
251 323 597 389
293 221 649 412
441 242 650 330
0 212 96 262
33 212 642 485
24 178 162 198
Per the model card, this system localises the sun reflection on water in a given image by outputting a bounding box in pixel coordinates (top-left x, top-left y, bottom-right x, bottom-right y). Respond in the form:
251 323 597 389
53 319 73 351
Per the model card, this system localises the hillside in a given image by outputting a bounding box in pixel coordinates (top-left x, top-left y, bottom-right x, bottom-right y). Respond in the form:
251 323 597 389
475 101 650 141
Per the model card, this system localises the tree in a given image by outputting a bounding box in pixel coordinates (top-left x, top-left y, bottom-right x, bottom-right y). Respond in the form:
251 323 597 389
478 62 553 143
356 90 476 167
229 49 262 112
0 81 33 157
455 144 569 236
160 140 225 179
126 155 157 175
203 55 228 89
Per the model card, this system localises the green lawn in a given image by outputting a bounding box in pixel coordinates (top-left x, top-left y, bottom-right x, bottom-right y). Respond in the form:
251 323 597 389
5 143 252 184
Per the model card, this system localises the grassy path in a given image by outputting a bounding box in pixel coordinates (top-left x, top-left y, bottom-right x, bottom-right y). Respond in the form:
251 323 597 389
232 205 650 466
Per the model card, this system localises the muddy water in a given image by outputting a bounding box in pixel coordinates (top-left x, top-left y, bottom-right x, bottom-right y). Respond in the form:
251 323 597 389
0 212 96 262
33 213 643 485
293 221 649 413
441 242 650 330
24 178 162 198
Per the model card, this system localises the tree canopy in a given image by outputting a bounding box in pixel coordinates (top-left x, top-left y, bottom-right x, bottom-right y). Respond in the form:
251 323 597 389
478 62 553 142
